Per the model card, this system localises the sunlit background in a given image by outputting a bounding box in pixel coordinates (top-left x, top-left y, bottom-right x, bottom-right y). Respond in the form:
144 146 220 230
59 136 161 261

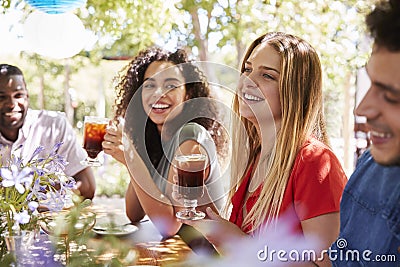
0 0 375 196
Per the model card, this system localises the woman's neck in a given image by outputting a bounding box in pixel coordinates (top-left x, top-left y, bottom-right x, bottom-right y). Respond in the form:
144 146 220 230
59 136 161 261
254 120 280 155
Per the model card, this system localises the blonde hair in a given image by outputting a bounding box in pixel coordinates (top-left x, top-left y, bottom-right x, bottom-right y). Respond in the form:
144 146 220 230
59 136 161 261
228 32 328 233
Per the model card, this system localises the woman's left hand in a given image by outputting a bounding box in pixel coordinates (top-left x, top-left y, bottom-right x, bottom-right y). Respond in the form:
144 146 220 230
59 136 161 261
103 121 126 165
180 207 248 254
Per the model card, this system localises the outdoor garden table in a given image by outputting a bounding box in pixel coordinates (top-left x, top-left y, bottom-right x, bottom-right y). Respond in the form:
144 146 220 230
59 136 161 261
12 196 194 266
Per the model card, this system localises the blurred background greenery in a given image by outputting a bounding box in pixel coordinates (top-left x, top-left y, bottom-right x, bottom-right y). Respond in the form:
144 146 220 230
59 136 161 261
1 0 376 196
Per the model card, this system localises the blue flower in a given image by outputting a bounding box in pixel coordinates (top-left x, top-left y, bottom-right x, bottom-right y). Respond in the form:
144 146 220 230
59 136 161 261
10 153 23 167
43 191 65 211
50 142 63 156
64 179 77 190
1 165 33 194
27 178 47 201
14 210 30 225
47 154 68 172
28 146 45 162
28 201 39 212
0 143 77 235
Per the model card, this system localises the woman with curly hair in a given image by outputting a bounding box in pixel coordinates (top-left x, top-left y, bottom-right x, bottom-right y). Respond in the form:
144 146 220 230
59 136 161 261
103 47 227 241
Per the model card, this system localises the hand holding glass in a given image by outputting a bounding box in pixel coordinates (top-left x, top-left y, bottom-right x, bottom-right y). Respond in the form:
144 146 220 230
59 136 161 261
81 116 109 167
175 154 208 220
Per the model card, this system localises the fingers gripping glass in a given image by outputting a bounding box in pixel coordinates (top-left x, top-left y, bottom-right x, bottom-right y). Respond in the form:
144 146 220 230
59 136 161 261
175 154 208 220
80 116 109 167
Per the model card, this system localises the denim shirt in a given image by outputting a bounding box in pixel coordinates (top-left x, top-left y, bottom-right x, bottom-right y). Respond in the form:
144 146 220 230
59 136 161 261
331 150 400 266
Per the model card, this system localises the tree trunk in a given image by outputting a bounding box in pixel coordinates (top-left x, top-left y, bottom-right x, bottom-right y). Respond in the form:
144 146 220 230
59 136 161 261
64 63 74 124
97 75 106 117
342 72 355 175
190 9 208 62
236 40 245 69
38 74 45 109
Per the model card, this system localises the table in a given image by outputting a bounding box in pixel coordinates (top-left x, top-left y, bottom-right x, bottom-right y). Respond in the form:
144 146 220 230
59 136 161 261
89 196 194 266
10 196 194 266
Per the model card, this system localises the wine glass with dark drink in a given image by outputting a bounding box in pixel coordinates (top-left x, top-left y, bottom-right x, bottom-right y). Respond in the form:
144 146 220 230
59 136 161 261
175 153 208 220
80 116 109 167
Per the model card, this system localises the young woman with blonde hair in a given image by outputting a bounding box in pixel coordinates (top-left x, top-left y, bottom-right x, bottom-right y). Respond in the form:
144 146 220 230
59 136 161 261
183 32 347 266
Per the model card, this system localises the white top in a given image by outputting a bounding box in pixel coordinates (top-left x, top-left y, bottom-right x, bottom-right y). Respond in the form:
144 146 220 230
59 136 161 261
0 109 87 176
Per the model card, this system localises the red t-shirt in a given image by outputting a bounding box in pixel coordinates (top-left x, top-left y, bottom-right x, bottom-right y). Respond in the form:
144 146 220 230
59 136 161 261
229 137 347 234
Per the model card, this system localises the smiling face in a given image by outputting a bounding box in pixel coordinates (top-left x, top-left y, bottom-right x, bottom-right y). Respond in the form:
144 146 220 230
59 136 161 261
0 74 29 141
238 43 282 129
141 61 187 133
355 45 400 165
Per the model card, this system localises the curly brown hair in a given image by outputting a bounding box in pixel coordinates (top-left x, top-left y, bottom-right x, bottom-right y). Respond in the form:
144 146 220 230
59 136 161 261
112 47 227 168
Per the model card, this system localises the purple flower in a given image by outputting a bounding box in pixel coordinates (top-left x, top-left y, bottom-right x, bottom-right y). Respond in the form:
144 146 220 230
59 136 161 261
36 168 46 176
28 146 45 162
0 142 77 231
1 165 33 194
10 153 23 167
49 154 68 172
28 201 39 212
64 179 77 190
14 210 30 224
27 178 47 201
42 191 65 212
50 142 63 156
13 144 23 152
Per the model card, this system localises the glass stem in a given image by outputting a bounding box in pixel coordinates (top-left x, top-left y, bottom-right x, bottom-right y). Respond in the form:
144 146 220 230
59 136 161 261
183 199 197 210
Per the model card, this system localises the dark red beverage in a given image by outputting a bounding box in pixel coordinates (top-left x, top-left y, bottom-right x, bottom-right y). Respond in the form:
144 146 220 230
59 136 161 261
83 122 107 159
176 154 207 200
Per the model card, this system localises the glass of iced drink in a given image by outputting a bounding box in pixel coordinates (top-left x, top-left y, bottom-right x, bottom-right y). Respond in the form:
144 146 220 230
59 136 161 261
175 153 208 220
80 116 109 167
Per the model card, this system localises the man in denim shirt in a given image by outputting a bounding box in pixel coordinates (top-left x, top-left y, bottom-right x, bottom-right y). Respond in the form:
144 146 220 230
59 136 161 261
331 0 400 266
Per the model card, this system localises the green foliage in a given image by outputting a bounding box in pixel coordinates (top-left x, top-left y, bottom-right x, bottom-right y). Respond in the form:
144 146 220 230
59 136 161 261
172 0 373 137
0 252 15 267
1 0 378 185
80 0 172 58
47 199 135 266
0 0 11 12
94 158 130 197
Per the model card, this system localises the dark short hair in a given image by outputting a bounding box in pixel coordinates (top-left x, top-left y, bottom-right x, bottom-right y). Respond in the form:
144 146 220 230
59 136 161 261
0 64 27 90
0 64 24 76
366 0 400 51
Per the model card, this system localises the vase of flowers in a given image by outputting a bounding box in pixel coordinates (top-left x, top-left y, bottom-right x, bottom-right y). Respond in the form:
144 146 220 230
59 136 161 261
0 142 76 261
